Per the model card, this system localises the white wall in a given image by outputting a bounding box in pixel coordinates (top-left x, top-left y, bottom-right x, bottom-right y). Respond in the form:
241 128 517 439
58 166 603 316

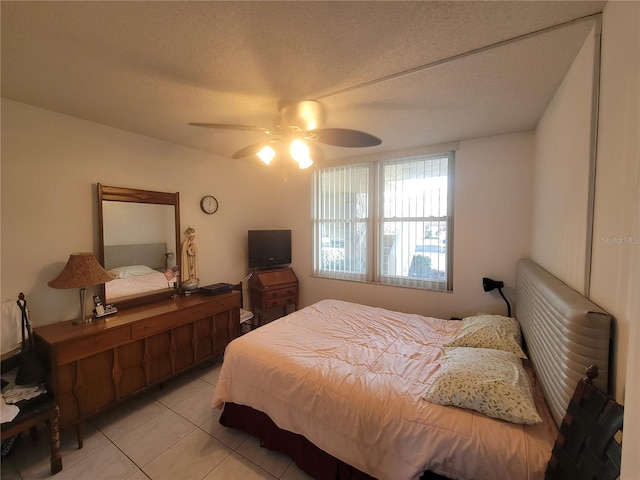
284 132 534 320
592 3 639 478
532 25 596 294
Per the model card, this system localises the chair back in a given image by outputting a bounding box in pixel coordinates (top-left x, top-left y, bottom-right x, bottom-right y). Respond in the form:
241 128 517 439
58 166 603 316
545 365 623 480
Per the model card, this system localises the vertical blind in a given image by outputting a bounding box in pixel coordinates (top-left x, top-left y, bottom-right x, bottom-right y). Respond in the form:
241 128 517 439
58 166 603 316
379 153 452 290
314 151 453 291
314 163 370 281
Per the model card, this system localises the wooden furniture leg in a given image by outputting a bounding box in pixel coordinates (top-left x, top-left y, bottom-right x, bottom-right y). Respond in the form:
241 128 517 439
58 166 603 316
0 400 64 474
75 422 84 449
28 425 40 441
45 406 63 474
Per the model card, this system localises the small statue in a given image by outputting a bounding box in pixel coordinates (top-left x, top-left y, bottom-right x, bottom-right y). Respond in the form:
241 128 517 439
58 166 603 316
181 226 200 291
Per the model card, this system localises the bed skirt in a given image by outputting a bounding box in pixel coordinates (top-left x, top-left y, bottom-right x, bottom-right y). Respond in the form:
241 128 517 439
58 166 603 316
219 402 447 480
220 402 374 480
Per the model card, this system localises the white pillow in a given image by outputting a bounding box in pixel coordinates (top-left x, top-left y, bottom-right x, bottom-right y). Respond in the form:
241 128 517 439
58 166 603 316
108 264 157 279
444 314 527 358
424 347 542 424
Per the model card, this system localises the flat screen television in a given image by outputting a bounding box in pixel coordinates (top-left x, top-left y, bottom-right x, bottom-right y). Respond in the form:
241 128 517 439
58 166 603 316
248 229 292 269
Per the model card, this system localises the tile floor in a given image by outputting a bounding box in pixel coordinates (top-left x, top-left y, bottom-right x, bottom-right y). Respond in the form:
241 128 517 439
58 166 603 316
1 361 313 480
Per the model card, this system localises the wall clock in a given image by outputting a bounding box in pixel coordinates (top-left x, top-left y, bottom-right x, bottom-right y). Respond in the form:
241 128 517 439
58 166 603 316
200 195 219 214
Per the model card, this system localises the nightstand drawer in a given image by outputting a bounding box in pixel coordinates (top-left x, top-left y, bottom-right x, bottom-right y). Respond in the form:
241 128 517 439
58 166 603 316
57 327 131 365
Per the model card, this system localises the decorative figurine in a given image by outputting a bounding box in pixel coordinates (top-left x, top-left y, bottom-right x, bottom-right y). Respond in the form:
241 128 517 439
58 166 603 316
181 226 200 291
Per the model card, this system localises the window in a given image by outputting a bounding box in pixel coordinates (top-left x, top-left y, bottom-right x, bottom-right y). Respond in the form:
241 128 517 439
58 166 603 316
313 152 454 291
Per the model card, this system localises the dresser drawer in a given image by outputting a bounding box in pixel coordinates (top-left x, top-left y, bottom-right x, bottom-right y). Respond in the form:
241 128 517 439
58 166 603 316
56 327 131 365
265 294 297 309
132 306 207 339
264 286 298 300
202 294 240 316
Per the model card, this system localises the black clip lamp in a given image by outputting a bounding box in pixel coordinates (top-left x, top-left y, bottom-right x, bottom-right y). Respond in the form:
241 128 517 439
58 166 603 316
482 277 511 317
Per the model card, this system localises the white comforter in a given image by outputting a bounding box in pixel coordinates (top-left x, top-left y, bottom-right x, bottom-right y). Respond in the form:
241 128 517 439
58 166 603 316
105 271 171 301
212 299 556 480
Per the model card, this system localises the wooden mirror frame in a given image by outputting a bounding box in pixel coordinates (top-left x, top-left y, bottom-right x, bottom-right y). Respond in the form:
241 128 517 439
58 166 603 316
97 183 181 309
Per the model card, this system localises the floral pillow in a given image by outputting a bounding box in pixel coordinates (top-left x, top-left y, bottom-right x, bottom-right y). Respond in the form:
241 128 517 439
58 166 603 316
444 314 527 358
423 347 542 424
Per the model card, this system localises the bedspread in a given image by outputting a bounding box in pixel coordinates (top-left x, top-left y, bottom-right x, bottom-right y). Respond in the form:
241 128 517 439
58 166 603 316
106 271 171 301
212 299 556 480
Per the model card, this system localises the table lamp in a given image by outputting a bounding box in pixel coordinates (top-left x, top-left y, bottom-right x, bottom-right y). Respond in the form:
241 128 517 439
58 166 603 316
48 252 115 324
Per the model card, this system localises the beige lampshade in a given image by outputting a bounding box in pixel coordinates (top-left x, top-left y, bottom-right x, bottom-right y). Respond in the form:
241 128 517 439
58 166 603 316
48 252 115 289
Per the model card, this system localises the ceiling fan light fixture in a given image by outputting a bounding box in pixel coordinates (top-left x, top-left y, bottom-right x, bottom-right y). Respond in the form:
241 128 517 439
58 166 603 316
297 156 313 169
257 145 276 165
280 100 324 132
290 139 311 164
190 100 380 167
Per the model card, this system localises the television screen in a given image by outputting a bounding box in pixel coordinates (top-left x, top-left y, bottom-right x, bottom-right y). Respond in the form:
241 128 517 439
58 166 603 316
248 230 292 269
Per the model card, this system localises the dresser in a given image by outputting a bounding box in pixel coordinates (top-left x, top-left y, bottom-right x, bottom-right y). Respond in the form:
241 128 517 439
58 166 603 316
248 268 299 325
34 291 240 436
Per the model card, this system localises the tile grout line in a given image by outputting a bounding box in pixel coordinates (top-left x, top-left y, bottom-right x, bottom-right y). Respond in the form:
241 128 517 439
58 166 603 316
7 362 295 480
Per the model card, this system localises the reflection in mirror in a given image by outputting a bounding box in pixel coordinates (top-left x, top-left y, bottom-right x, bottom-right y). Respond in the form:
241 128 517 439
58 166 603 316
98 184 181 308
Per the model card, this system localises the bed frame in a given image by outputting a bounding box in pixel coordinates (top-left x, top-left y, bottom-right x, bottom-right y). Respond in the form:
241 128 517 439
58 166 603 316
220 258 613 479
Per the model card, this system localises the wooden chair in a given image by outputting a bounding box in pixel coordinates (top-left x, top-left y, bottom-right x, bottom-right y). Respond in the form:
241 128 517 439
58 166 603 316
1 293 64 474
545 365 623 480
232 282 257 333
1 396 62 474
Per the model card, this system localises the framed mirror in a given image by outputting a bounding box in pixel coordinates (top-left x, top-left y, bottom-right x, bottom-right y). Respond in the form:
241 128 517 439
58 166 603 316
98 184 181 308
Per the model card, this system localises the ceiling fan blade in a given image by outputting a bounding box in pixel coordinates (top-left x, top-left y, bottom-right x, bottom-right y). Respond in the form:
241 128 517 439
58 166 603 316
232 142 271 159
189 122 270 133
311 128 382 148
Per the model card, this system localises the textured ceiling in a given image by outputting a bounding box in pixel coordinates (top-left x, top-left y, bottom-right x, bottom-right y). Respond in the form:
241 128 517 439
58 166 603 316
1 1 604 162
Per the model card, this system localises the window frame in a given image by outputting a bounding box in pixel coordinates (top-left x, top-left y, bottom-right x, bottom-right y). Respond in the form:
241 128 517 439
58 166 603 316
313 151 454 292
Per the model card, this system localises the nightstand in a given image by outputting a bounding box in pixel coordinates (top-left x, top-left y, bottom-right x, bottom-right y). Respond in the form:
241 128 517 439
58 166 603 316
248 268 299 325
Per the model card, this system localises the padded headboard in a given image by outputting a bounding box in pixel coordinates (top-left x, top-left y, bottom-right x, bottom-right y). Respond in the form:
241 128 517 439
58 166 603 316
516 258 612 426
104 243 167 271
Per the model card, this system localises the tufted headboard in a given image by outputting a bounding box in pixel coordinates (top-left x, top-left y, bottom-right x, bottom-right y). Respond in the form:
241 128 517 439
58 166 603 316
516 258 612 426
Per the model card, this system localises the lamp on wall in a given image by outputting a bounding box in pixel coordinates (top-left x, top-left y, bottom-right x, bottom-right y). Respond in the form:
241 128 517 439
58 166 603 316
48 252 115 324
482 277 512 317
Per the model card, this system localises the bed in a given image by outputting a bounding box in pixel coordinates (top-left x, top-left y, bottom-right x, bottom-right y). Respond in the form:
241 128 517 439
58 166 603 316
212 258 612 480
104 243 174 302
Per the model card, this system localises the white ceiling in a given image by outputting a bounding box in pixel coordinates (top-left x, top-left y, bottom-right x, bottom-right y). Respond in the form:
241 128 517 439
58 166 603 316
1 1 604 163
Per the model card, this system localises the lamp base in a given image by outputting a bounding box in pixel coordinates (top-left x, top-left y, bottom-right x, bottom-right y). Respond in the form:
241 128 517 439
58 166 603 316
72 287 92 325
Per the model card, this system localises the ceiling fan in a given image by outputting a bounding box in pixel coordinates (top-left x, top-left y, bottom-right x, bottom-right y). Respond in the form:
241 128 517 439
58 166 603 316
189 100 382 169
